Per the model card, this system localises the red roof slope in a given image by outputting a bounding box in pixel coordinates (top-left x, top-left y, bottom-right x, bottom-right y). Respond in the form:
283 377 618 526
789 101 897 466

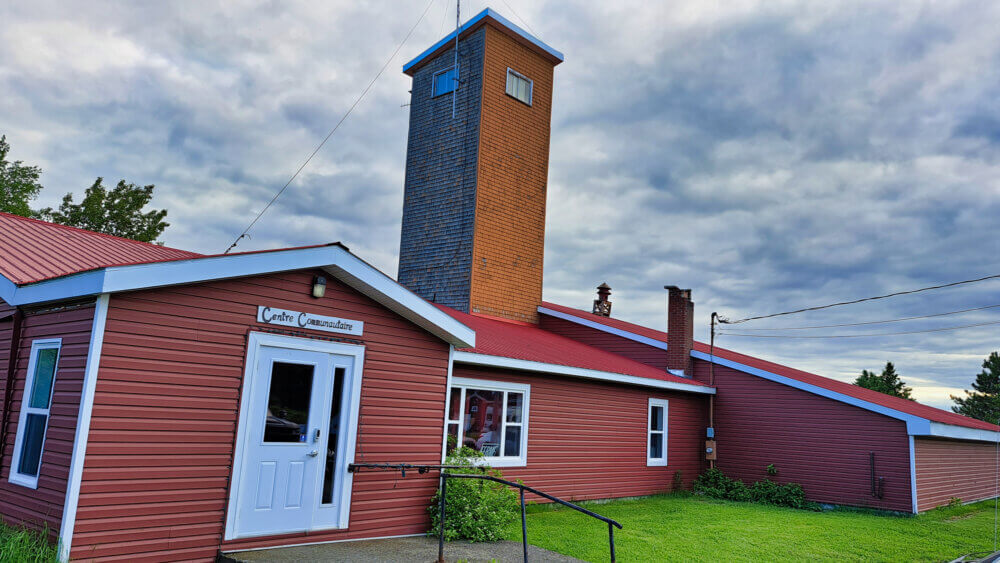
0 212 200 285
438 305 710 388
539 301 1000 432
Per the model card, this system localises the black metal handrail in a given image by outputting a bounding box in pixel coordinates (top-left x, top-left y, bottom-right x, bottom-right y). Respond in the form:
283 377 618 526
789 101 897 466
438 472 623 563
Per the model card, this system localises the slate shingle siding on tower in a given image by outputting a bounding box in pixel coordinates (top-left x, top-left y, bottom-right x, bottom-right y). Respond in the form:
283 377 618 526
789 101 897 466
397 28 486 311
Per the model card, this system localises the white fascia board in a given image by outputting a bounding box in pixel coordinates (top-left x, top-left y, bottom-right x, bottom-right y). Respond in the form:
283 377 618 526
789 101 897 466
537 306 670 351
3 246 474 348
453 351 715 395
690 349 930 434
925 421 1000 442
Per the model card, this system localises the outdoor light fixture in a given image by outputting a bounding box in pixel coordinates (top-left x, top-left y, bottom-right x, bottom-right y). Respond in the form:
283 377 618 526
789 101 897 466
312 275 327 299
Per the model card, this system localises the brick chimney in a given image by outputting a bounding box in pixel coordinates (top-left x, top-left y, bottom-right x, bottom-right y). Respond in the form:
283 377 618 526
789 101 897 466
665 286 693 375
592 283 612 317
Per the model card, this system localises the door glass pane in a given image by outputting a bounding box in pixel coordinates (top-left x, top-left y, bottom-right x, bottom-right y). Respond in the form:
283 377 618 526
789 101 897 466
463 389 502 456
448 387 461 421
446 423 460 454
650 433 663 459
263 362 314 443
28 348 58 409
322 367 346 505
17 413 47 477
650 406 663 432
504 425 521 457
506 392 523 423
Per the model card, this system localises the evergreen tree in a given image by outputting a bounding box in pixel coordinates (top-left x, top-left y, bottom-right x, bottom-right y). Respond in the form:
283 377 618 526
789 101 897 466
0 135 44 217
39 177 168 242
854 361 914 400
952 352 1000 423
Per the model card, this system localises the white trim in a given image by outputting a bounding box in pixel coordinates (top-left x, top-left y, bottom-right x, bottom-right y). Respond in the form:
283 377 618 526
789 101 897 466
537 306 670 351
909 435 919 514
447 376 530 468
58 294 109 562
646 398 669 467
8 338 63 489
0 245 474 348
452 351 715 395
220 532 424 554
440 346 455 464
225 332 365 541
926 421 1000 442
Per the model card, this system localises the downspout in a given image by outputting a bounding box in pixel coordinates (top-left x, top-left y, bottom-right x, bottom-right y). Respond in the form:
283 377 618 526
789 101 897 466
0 308 24 475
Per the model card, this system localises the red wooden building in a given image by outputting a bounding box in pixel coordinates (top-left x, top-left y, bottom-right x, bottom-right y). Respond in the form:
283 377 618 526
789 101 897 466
1 9 997 562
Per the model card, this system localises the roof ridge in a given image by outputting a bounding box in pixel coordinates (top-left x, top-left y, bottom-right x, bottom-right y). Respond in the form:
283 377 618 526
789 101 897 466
0 211 200 256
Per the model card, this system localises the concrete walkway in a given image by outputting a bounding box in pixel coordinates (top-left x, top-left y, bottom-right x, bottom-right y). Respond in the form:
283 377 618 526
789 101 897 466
225 535 583 562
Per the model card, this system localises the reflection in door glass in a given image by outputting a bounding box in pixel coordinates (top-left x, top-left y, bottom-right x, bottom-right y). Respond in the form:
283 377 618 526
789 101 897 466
263 362 314 443
322 367 346 505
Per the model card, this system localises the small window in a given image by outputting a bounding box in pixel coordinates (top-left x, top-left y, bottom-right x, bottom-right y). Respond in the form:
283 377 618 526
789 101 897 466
444 378 529 467
432 65 459 97
647 398 668 467
505 68 532 106
10 339 61 488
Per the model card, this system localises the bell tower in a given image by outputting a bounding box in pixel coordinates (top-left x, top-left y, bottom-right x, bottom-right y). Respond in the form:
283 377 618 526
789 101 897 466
397 8 563 323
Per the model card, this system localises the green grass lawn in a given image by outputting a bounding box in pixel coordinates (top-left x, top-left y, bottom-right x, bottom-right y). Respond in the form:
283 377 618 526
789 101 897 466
0 523 57 563
505 493 999 562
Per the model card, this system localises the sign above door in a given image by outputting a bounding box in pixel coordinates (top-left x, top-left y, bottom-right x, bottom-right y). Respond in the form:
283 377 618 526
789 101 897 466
257 306 364 336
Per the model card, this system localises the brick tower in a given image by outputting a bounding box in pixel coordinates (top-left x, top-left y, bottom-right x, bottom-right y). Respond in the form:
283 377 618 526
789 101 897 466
397 9 563 323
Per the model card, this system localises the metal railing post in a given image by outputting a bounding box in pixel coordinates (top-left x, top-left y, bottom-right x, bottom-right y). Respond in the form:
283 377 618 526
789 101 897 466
438 474 447 563
520 487 528 562
608 522 616 563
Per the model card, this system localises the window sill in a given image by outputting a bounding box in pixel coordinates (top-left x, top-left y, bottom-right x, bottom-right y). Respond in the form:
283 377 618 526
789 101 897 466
470 456 527 469
8 473 39 489
646 459 669 468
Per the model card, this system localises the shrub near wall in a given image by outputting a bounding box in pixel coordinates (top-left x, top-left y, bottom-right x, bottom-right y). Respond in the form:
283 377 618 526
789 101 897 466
693 468 811 509
428 447 519 542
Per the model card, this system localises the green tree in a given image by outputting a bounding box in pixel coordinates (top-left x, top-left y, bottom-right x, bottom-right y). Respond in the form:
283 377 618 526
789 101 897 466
39 177 168 242
0 135 44 217
854 361 913 400
951 352 1000 423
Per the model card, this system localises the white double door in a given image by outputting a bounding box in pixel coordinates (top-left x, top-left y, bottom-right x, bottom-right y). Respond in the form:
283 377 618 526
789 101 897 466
230 335 361 539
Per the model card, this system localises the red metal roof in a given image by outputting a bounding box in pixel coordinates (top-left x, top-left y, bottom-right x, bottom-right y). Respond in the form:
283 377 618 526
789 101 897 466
438 305 710 388
0 212 201 285
539 301 1000 432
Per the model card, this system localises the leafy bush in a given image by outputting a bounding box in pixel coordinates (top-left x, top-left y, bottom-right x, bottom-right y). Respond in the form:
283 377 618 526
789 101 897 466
428 447 519 542
672 470 684 491
694 468 809 509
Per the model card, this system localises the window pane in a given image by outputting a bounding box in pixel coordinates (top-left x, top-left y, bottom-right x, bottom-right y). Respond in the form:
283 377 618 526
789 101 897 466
263 362 313 443
448 387 461 421
28 348 58 409
649 433 663 459
506 392 523 423
506 71 515 96
434 67 457 97
322 367 345 505
518 78 528 102
17 413 47 477
463 389 502 456
446 423 460 454
504 425 521 457
650 406 663 432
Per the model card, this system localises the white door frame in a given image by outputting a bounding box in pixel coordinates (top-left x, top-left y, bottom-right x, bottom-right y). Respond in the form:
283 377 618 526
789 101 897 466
225 331 365 541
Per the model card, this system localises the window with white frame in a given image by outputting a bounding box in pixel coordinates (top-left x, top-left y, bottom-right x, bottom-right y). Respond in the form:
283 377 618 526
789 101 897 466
647 398 668 467
432 65 459 97
505 68 532 106
444 378 529 467
10 339 61 488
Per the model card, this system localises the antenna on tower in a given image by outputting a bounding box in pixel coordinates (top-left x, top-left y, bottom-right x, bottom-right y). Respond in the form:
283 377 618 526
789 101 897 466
452 0 460 119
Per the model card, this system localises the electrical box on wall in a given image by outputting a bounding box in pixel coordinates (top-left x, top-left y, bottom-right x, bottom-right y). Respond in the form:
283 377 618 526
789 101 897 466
705 440 717 461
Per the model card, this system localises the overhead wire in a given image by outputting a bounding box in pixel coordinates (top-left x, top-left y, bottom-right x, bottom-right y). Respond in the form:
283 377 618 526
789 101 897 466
719 318 1000 339
500 0 538 37
224 0 440 254
719 302 1000 331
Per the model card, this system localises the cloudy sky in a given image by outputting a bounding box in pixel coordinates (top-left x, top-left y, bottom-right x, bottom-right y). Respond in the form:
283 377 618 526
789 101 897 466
3 0 1000 408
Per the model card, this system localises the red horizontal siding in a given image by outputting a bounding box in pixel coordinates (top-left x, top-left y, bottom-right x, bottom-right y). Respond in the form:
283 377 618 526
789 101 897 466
0 302 94 538
692 358 913 512
915 437 998 511
452 365 708 500
72 271 451 561
538 314 669 370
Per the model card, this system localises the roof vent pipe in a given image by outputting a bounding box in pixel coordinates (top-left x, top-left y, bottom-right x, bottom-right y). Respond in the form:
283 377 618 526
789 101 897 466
593 283 612 317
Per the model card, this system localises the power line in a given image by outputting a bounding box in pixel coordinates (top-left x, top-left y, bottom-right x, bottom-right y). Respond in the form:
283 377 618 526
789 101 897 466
719 318 1000 339
224 0 440 254
722 302 1000 331
719 272 1000 325
500 0 538 37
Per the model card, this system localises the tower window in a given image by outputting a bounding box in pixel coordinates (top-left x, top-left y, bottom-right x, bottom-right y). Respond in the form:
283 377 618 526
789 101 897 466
432 65 459 97
505 68 532 106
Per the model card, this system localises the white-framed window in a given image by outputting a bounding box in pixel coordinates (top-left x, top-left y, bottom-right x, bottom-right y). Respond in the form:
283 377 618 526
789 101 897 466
432 65 459 97
444 377 529 467
505 68 532 106
9 339 61 488
647 398 668 467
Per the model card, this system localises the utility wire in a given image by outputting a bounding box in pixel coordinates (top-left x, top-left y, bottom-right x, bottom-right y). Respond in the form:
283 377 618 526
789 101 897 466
224 0 439 254
719 272 1000 325
720 302 1000 331
719 318 1000 339
500 0 538 37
